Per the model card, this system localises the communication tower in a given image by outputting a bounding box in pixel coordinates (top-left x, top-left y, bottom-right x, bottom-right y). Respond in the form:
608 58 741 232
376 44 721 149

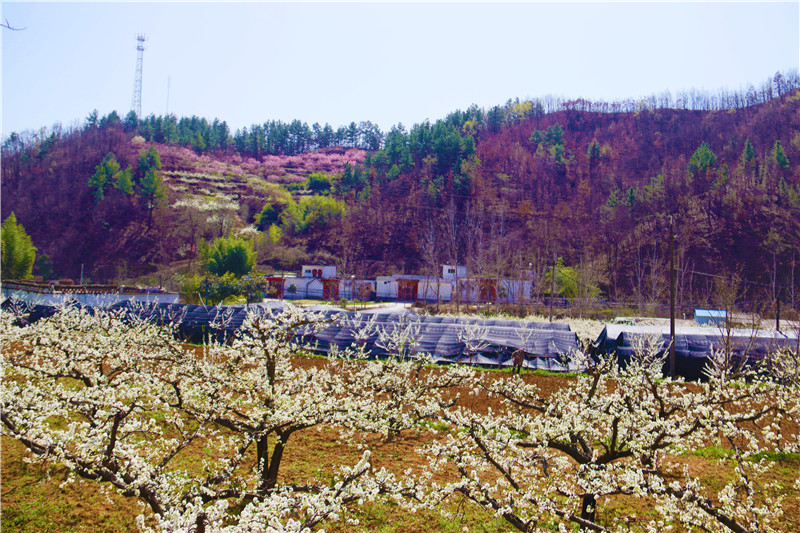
131 34 146 118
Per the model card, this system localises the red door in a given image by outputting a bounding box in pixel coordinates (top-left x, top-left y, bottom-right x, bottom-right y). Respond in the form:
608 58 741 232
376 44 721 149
398 280 418 301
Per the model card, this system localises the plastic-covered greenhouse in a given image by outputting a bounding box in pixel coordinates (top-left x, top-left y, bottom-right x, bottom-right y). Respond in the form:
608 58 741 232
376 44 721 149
2 299 581 371
304 307 580 370
591 324 799 380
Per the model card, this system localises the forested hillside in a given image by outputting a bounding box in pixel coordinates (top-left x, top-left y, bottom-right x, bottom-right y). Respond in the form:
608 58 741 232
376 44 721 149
2 71 799 309
351 89 800 308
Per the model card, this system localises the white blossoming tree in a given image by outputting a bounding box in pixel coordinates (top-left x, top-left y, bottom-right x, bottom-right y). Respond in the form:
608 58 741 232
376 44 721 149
0 304 432 532
334 314 476 439
4 304 798 532
410 337 800 533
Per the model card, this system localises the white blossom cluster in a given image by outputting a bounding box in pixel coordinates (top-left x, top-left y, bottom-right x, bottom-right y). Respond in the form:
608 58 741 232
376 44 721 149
2 307 798 533
0 304 460 532
334 315 476 440
403 336 800 532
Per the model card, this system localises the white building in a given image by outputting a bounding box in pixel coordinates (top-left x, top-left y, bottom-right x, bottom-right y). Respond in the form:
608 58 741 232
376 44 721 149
270 264 533 304
441 265 467 280
376 272 455 302
301 265 337 279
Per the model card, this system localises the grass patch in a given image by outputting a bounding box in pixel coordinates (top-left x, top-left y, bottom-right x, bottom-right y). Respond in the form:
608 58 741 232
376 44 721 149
748 451 800 462
691 446 734 460
692 447 800 463
418 419 451 432
1 438 141 533
528 368 582 378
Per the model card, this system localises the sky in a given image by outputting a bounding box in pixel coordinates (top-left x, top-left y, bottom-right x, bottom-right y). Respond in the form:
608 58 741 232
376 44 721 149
2 1 799 137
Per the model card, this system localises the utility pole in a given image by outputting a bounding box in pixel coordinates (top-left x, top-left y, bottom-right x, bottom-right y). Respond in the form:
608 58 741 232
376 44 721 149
669 216 676 380
549 254 556 322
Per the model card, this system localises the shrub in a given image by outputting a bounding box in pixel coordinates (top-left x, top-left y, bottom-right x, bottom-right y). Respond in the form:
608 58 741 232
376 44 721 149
307 171 333 193
201 235 256 277
280 195 346 235
1 213 37 280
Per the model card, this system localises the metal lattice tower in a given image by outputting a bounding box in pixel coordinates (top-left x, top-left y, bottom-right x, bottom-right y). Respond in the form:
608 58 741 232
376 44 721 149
131 34 146 118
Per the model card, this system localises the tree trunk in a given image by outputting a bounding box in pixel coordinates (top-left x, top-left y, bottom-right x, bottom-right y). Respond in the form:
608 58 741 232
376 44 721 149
256 434 270 490
580 494 597 528
258 430 289 492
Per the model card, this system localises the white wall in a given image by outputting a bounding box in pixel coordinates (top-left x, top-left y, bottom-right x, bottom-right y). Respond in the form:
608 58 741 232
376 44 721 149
376 277 398 299
282 277 322 299
301 265 337 279
418 279 454 302
499 280 532 303
441 265 467 280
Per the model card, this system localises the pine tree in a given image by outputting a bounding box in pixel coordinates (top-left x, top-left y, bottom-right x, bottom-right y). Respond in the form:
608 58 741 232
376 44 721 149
135 147 166 227
741 138 756 164
88 153 121 201
773 140 790 170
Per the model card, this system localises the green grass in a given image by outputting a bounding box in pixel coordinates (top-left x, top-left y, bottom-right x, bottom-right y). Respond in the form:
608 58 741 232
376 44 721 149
692 447 800 463
528 368 582 378
747 451 800 462
324 497 512 533
418 419 451 432
2 439 141 532
478 365 582 378
691 446 734 460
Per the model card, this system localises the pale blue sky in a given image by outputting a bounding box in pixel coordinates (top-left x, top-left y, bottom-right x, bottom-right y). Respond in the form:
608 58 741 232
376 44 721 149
2 1 798 137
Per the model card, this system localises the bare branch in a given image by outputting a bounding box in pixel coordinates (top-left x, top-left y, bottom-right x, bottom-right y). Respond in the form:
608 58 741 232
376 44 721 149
1 19 26 31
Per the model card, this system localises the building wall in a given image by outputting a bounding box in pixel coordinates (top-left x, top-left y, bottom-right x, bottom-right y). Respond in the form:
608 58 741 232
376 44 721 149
376 277 398 300
498 280 533 303
418 279 454 302
301 265 337 279
282 277 320 299
273 266 532 305
337 279 376 300
441 265 467 280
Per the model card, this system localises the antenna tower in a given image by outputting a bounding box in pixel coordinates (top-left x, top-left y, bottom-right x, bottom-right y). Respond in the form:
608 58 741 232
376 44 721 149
131 34 146 118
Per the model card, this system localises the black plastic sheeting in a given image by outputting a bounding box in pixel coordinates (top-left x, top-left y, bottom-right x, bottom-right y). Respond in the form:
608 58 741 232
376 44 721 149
591 325 799 380
302 311 580 370
1 299 580 371
1 299 68 324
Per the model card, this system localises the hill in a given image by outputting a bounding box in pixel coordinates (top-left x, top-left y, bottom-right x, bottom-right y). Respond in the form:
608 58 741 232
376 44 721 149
350 91 800 309
2 85 799 310
1 124 367 280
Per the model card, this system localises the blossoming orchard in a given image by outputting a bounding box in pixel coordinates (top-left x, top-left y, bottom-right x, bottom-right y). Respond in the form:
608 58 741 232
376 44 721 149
1 305 799 532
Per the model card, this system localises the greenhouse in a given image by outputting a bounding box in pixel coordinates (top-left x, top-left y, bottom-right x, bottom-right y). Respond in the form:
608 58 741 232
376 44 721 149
2 299 581 371
591 324 799 380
